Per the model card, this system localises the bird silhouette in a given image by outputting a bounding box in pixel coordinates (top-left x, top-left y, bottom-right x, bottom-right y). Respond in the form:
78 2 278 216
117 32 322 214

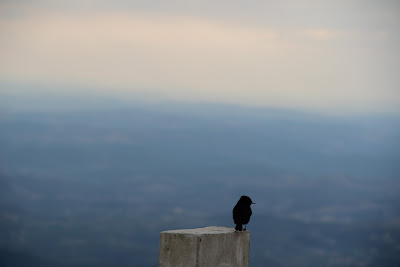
233 195 255 231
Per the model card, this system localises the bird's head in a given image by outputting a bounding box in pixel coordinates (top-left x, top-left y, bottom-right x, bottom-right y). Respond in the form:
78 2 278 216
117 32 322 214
240 195 255 205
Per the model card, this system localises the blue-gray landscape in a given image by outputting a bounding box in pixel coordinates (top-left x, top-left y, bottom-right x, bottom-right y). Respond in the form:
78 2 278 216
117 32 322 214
1 91 399 266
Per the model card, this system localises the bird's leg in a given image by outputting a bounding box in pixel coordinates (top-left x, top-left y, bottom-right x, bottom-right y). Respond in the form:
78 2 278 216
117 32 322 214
244 224 247 231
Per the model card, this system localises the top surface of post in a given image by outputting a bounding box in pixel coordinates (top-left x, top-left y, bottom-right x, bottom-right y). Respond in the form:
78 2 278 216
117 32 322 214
161 226 245 235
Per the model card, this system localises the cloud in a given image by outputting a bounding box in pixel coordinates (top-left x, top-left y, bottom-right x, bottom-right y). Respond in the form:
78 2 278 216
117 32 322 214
0 3 399 113
300 29 341 41
0 12 286 97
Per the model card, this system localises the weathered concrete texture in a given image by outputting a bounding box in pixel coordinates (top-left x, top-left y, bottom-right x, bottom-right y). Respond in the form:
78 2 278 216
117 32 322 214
159 226 250 267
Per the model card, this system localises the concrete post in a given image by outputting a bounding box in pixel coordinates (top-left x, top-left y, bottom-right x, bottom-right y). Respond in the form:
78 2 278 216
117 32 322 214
159 226 250 267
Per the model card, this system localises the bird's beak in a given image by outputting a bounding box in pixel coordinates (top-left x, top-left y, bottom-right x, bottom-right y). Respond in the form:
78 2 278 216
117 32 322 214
252 202 256 204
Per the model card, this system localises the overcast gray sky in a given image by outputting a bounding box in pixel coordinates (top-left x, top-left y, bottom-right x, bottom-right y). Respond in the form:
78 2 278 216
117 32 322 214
1 0 399 113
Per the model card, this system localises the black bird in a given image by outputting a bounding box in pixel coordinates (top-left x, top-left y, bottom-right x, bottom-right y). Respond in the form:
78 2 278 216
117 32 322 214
233 195 255 231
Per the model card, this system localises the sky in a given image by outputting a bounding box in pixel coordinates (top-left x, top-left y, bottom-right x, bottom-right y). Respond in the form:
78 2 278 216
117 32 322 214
1 0 399 114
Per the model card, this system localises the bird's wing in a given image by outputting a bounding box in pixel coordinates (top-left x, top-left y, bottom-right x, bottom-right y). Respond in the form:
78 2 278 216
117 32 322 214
233 205 240 224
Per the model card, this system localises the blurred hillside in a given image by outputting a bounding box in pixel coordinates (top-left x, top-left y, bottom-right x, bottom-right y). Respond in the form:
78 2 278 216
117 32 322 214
1 101 399 266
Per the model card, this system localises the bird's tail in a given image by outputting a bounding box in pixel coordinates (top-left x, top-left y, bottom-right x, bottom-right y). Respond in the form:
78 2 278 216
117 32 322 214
235 224 242 231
